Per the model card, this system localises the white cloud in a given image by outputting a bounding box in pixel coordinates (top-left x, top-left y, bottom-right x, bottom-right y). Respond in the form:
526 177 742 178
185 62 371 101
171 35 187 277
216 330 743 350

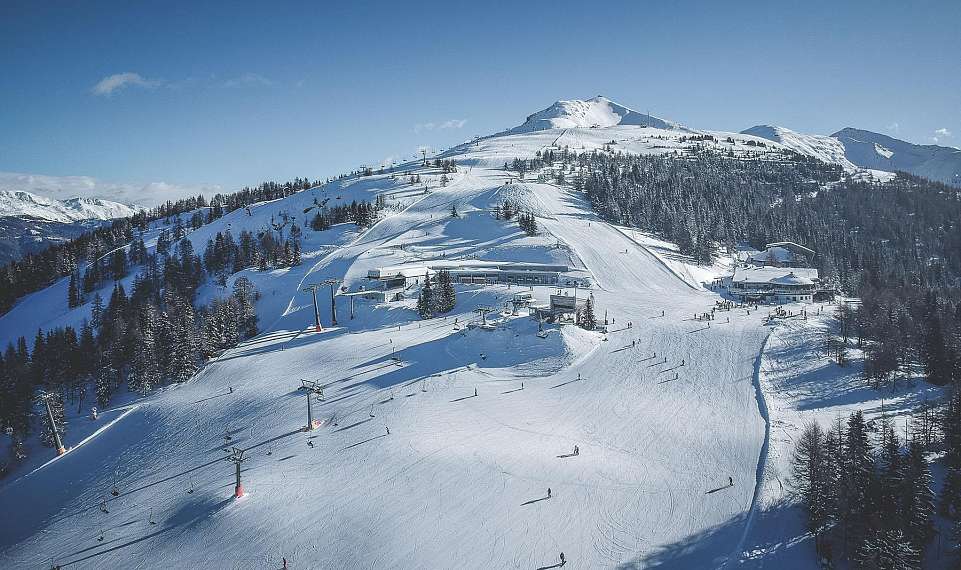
92 72 160 96
0 171 222 207
223 72 275 88
932 127 953 143
414 118 467 133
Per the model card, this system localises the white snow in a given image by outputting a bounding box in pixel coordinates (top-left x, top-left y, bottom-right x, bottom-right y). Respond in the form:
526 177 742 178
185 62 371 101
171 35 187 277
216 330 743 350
0 101 914 569
506 96 684 134
0 189 141 223
741 125 858 172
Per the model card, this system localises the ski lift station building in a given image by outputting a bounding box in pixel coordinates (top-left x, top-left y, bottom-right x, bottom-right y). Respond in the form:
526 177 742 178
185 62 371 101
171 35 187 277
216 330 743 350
728 266 820 304
367 261 589 290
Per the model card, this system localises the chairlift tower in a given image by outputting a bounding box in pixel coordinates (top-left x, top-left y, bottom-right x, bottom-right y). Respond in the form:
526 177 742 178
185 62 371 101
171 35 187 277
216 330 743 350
300 380 325 431
302 284 324 332
304 278 341 329
474 306 495 326
227 447 248 498
37 392 65 455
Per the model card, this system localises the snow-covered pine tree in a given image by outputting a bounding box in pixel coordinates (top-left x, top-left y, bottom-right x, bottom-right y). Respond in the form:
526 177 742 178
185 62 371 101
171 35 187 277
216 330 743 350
580 296 597 330
902 440 935 552
232 277 258 339
842 411 875 548
90 292 104 330
67 272 82 308
95 351 117 407
791 421 832 536
432 270 456 313
128 305 160 396
856 528 920 570
166 295 199 383
417 277 433 320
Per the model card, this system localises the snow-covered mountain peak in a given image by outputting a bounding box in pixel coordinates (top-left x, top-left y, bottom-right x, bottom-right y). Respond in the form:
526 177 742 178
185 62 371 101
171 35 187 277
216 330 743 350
741 124 858 171
0 189 142 223
510 96 682 133
831 127 961 186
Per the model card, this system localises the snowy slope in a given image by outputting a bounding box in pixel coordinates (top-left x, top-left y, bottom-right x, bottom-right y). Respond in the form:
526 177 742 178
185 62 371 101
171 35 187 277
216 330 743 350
741 125 858 172
742 124 961 186
0 189 141 223
832 127 961 187
505 96 684 134
0 101 845 569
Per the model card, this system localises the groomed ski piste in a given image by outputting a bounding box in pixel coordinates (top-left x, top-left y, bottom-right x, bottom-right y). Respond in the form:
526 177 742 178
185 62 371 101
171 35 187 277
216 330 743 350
0 97 931 568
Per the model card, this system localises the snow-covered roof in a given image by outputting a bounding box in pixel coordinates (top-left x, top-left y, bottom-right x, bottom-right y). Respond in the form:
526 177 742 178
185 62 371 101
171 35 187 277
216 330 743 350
732 266 819 285
748 246 794 264
764 241 815 258
368 261 569 279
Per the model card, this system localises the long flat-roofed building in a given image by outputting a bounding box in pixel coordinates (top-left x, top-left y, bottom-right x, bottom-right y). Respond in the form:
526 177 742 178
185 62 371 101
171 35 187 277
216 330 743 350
730 266 819 303
367 260 588 291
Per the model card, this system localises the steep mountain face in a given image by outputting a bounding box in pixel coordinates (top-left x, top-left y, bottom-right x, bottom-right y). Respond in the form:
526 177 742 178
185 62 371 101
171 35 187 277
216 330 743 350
0 190 141 223
508 95 683 133
741 125 858 171
831 127 961 187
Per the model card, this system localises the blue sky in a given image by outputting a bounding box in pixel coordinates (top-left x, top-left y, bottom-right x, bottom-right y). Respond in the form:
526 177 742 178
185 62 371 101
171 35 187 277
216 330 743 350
1 0 959 200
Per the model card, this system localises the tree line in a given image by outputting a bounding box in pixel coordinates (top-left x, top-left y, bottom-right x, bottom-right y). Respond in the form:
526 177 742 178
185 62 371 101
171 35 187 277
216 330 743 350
793 411 937 567
0 176 323 316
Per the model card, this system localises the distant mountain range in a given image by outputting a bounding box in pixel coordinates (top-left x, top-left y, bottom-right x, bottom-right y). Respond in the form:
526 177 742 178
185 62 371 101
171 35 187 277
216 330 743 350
498 95 961 187
0 190 143 264
0 190 142 223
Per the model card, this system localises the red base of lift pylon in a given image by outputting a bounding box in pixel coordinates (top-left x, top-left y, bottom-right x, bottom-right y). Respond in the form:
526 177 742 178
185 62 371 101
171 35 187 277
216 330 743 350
234 484 244 498
56 446 66 456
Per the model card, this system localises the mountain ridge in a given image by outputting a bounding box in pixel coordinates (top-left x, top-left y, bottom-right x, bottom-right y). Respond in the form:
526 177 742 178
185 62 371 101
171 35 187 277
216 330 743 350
0 189 142 223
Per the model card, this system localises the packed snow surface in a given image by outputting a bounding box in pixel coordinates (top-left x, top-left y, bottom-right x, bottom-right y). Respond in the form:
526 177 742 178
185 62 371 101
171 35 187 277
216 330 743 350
0 120 782 569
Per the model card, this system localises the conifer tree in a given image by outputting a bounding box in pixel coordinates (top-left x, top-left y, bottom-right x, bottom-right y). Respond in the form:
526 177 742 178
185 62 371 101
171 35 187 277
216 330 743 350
433 270 456 313
417 277 433 319
580 296 597 330
128 305 160 396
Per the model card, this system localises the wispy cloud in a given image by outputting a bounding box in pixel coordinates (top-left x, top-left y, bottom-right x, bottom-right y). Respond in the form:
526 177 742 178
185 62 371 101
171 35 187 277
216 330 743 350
414 119 467 133
92 72 161 96
223 72 275 88
932 127 953 143
0 171 222 207
886 122 900 134
91 71 278 97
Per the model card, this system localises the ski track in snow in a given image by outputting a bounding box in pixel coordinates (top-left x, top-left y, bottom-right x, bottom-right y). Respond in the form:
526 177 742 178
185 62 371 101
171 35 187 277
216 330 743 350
0 123 798 569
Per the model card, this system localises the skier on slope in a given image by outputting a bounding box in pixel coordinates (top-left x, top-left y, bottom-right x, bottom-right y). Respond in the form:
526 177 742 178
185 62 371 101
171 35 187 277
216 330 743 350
729 476 733 487
560 552 566 565
547 487 552 499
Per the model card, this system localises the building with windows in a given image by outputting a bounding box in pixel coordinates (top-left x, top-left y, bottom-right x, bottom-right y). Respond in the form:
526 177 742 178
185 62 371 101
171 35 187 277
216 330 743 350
729 266 819 303
367 261 589 291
